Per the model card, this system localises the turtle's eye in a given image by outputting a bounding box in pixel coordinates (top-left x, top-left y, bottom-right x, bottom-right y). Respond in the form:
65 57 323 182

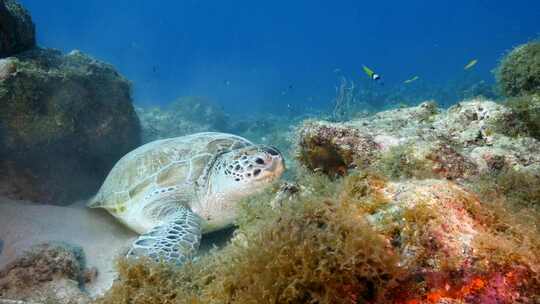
264 146 280 156
255 158 265 165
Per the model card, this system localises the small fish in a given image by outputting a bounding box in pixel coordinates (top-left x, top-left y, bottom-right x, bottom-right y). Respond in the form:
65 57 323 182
362 65 381 81
333 68 342 73
224 80 231 86
404 75 419 84
464 59 478 70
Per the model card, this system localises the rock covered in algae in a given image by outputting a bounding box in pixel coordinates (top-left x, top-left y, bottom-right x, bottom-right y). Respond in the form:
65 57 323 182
0 48 141 204
0 0 35 58
95 171 540 303
297 119 380 176
0 242 93 304
496 40 540 97
296 98 540 178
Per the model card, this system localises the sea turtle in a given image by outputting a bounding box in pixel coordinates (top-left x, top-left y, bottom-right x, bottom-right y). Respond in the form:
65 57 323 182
88 132 285 264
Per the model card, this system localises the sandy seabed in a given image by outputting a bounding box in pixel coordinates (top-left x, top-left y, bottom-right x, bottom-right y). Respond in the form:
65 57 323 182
0 197 137 297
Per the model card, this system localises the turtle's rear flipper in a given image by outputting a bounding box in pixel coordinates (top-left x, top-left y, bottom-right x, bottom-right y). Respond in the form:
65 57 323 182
127 207 202 265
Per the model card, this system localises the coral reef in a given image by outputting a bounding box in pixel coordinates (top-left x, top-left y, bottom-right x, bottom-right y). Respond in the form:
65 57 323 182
0 242 94 304
95 170 540 303
0 0 35 58
1 5 537 299
0 48 141 204
94 97 540 303
297 99 540 179
496 40 540 97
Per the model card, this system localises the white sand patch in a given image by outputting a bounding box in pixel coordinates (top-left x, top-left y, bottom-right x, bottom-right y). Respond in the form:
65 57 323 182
0 197 137 298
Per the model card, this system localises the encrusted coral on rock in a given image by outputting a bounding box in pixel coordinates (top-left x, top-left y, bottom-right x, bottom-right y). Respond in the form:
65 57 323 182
0 242 93 304
297 120 380 176
291 98 540 302
0 48 141 204
96 170 540 303
296 98 540 178
0 0 35 58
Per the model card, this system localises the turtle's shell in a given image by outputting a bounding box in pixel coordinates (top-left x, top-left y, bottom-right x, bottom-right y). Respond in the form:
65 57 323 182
89 132 253 214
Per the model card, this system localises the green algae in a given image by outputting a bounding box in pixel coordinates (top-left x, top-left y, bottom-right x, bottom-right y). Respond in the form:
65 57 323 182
374 144 433 180
96 172 403 304
503 94 540 139
496 40 540 97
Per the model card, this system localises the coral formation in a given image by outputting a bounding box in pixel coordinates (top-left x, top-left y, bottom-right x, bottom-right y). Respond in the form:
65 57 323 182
296 120 379 176
0 0 35 58
0 242 93 304
296 98 540 180
0 48 141 204
496 40 540 97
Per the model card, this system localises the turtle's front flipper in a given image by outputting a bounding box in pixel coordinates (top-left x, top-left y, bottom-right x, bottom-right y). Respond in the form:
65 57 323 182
127 207 202 265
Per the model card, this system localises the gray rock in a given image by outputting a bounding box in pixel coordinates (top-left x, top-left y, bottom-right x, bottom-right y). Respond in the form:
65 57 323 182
0 0 35 57
0 48 141 204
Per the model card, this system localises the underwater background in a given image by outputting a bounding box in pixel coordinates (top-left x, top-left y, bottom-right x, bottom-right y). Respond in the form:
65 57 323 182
2 0 540 303
19 0 540 113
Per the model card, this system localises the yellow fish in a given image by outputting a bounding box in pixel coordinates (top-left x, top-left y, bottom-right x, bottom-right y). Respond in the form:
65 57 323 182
404 76 419 84
362 65 381 81
464 59 478 70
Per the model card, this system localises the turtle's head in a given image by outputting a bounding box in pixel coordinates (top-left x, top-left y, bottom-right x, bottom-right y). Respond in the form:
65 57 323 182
199 145 284 233
211 145 285 198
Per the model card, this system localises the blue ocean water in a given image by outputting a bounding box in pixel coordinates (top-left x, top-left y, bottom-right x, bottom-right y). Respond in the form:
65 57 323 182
19 0 540 114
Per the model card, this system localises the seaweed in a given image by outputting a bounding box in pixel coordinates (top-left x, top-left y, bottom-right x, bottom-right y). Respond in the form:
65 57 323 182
95 166 540 304
96 172 403 304
503 94 540 139
373 144 434 180
471 168 540 210
461 170 540 295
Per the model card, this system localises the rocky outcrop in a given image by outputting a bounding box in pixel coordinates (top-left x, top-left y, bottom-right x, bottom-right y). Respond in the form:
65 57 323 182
0 242 93 304
0 48 141 204
0 0 35 58
348 175 538 302
296 99 540 179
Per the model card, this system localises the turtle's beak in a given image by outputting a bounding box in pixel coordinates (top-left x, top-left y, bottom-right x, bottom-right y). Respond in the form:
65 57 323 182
266 152 285 178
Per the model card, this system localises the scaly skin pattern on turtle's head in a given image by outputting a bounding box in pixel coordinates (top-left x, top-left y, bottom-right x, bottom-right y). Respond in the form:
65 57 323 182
194 145 285 232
